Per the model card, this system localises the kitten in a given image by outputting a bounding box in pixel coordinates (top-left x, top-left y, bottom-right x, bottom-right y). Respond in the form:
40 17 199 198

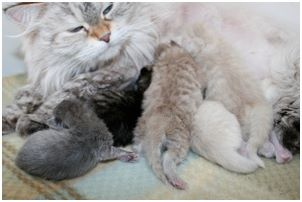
16 99 137 180
14 67 152 147
133 42 205 190
261 53 300 162
191 101 258 173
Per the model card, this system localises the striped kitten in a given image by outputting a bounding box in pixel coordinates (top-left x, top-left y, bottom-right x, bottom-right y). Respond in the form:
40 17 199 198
7 67 152 147
133 42 206 189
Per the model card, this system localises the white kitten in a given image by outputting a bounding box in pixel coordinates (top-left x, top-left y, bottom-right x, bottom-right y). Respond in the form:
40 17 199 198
191 101 258 173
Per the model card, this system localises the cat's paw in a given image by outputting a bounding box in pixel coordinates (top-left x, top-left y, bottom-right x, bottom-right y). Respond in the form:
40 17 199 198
15 85 43 113
16 114 48 137
258 141 275 158
2 117 15 135
2 104 22 135
118 152 139 163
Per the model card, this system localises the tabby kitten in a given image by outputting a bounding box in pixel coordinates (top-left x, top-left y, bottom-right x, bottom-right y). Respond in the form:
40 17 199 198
10 67 152 148
261 53 300 162
133 42 206 190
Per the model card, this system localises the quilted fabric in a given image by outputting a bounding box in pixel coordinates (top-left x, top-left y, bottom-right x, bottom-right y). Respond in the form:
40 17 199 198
2 74 300 200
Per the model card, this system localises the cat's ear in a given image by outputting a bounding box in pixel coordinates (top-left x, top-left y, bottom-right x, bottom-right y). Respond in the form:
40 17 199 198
4 3 46 28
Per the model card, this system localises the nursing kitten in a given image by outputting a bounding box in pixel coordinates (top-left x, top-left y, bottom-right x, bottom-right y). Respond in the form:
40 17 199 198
261 53 300 162
16 99 137 180
272 55 300 156
15 67 152 147
191 101 258 173
134 42 205 190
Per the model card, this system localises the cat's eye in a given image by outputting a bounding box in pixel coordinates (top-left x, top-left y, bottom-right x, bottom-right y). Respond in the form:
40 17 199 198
103 3 113 15
68 26 85 33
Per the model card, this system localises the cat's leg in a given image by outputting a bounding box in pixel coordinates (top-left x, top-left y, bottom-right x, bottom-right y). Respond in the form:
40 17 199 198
132 116 147 154
16 114 49 137
270 131 293 163
162 131 190 190
98 146 138 162
258 138 275 158
241 102 273 167
14 85 43 114
3 85 44 135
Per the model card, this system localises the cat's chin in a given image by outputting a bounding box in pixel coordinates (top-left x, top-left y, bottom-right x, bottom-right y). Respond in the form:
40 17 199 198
97 43 123 62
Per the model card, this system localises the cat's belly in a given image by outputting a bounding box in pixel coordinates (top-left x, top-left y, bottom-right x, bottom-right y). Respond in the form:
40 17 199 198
168 3 299 81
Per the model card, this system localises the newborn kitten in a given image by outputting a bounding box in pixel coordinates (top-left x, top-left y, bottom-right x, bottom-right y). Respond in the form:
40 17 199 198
16 99 137 180
14 68 152 147
134 42 205 190
261 54 300 162
191 101 258 173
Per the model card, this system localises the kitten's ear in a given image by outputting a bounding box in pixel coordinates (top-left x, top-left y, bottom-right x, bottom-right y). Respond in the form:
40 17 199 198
4 3 46 28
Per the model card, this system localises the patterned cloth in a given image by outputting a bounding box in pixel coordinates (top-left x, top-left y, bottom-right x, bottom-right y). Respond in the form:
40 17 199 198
2 74 300 200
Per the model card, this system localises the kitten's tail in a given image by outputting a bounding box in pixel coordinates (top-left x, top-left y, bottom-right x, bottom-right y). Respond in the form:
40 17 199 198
191 139 259 174
214 149 259 174
143 116 169 185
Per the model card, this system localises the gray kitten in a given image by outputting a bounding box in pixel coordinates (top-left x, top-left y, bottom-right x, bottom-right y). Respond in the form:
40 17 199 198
15 99 137 180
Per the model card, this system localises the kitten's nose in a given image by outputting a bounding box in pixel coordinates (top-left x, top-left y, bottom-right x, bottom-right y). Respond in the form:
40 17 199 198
99 32 111 43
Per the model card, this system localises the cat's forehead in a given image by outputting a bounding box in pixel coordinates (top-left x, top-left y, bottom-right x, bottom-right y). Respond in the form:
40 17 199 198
63 3 103 25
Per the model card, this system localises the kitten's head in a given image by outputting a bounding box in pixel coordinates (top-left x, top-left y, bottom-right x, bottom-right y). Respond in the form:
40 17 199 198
5 3 158 95
155 41 191 63
53 98 96 128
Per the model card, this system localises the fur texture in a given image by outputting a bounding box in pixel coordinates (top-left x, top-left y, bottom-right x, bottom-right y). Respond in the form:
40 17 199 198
191 101 258 173
16 99 137 180
171 24 273 168
134 42 205 190
12 68 152 147
5 3 157 97
261 49 300 161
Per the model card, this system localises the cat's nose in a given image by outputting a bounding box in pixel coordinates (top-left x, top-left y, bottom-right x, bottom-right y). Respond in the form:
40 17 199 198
99 32 111 43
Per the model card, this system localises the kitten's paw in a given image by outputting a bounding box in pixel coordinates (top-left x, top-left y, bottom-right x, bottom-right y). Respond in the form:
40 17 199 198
167 176 187 190
275 147 293 164
118 152 139 163
258 141 275 158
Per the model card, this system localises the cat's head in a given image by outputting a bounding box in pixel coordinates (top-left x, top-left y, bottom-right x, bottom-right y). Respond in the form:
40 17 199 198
4 3 158 95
